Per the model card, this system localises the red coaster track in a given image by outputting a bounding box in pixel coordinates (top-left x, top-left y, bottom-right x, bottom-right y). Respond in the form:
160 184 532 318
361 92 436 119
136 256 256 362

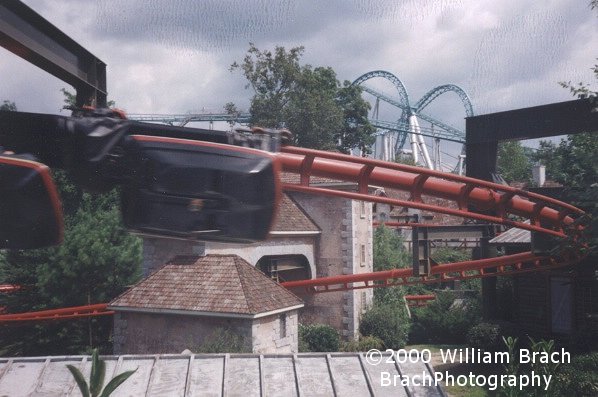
0 146 587 322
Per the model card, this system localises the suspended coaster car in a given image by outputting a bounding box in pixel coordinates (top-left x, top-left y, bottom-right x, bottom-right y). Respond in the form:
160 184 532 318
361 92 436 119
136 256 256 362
121 135 280 243
0 110 282 247
0 153 63 249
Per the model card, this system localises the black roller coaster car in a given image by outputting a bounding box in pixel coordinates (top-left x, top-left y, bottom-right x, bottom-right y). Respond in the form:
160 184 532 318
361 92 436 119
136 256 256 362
0 111 281 248
121 135 280 244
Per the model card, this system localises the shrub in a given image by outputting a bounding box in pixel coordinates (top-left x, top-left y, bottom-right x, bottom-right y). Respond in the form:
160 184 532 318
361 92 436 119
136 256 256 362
299 324 340 352
553 352 598 396
409 290 481 344
467 321 520 351
467 322 501 350
342 336 385 352
195 328 250 353
359 303 410 349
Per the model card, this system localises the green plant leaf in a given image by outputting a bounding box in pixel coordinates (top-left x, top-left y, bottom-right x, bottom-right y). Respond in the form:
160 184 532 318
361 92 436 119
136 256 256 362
99 369 137 397
66 364 90 397
89 349 106 397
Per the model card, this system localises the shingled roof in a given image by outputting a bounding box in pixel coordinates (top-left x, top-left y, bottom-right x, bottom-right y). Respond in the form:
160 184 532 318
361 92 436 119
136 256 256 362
109 255 303 318
270 194 320 233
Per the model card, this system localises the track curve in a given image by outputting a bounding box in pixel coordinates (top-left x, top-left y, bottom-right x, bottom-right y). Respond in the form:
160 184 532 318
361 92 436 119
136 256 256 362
0 145 587 323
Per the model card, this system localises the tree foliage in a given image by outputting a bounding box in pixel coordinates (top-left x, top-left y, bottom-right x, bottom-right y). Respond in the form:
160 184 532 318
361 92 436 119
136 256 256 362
231 44 375 153
533 133 597 189
373 225 410 271
409 291 481 344
298 323 340 352
359 302 410 349
0 100 17 112
496 140 532 184
533 133 598 254
0 171 142 356
373 225 411 304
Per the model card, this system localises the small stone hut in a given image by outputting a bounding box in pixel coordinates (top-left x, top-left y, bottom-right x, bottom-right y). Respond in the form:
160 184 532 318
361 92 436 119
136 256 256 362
109 254 304 354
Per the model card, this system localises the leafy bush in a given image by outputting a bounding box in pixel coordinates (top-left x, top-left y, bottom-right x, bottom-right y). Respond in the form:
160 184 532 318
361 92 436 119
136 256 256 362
553 352 598 396
299 324 340 352
195 328 250 353
373 225 410 271
409 290 481 344
342 336 385 352
467 322 501 350
467 321 519 351
497 337 594 397
359 303 410 349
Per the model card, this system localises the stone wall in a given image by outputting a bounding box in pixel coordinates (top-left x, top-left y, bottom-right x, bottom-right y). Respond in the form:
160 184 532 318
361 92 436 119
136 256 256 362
113 310 299 355
143 235 316 280
142 237 205 277
206 236 317 278
252 310 299 354
288 190 373 340
113 312 252 354
347 199 374 340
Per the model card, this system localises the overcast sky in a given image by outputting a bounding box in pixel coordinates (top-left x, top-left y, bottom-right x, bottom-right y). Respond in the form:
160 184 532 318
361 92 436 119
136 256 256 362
1 0 596 154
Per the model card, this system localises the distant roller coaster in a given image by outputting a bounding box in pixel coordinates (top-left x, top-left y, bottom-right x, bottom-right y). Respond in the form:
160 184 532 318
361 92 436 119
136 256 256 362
352 70 473 171
127 71 473 172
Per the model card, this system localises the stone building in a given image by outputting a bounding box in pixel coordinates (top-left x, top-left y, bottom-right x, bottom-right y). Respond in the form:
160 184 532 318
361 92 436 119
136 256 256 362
281 178 374 340
140 178 375 341
110 254 303 354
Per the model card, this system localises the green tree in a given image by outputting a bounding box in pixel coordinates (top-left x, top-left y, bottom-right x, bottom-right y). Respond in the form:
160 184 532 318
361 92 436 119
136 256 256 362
0 173 141 356
550 1 598 255
0 100 17 111
373 225 410 271
60 88 115 110
223 102 240 128
394 154 417 166
409 290 481 344
373 225 411 304
496 140 532 184
231 43 375 153
359 302 410 349
299 323 340 352
533 133 597 188
533 133 598 254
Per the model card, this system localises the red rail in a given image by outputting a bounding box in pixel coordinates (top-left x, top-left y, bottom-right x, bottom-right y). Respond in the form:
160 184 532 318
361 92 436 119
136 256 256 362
281 251 582 293
0 284 21 293
373 222 447 228
0 146 587 323
277 147 584 238
405 294 436 307
0 304 113 323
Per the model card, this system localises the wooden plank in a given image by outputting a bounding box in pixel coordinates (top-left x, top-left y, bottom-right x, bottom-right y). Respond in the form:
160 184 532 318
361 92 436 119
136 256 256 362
225 356 260 397
187 356 224 397
0 359 44 396
147 356 188 396
111 356 158 397
294 356 334 396
262 356 297 397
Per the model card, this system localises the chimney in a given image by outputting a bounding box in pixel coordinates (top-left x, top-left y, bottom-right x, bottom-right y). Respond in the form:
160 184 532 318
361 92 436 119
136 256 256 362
532 164 546 187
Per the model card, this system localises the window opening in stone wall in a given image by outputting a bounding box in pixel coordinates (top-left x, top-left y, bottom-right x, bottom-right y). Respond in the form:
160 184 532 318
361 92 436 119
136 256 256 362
257 255 311 283
360 244 366 267
280 313 287 338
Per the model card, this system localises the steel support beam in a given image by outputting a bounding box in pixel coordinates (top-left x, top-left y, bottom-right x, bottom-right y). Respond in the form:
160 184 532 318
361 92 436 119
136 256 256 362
465 98 598 320
0 0 107 107
466 98 598 144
